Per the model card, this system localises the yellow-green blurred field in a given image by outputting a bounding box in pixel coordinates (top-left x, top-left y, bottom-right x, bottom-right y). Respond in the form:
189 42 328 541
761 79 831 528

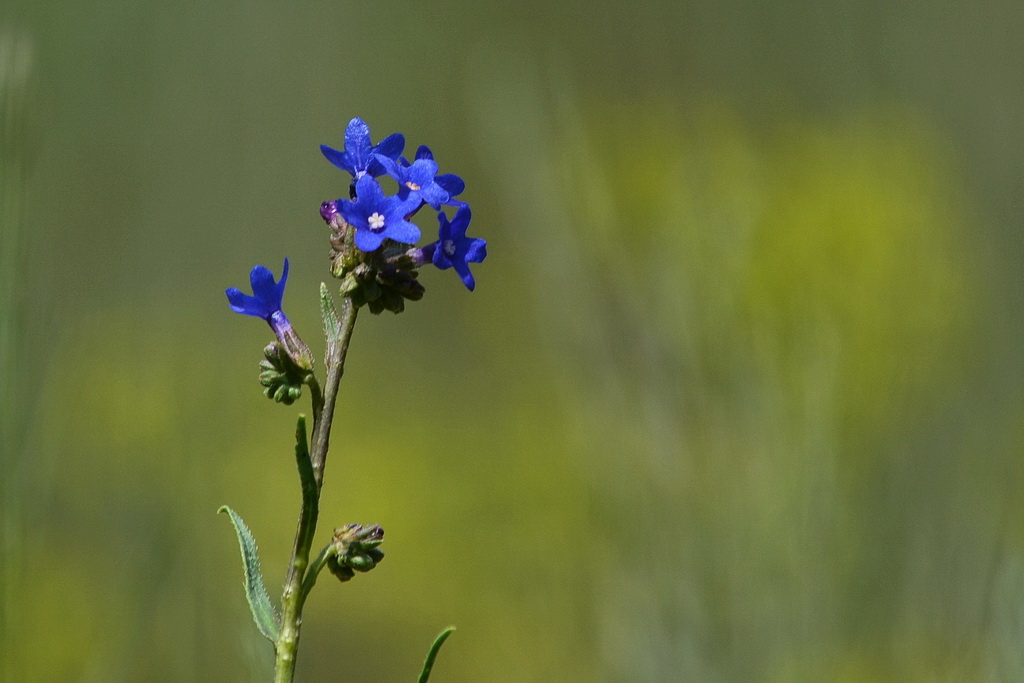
2 1 1023 681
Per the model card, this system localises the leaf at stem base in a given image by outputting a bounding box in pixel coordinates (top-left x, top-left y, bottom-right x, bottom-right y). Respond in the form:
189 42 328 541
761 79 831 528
218 505 281 643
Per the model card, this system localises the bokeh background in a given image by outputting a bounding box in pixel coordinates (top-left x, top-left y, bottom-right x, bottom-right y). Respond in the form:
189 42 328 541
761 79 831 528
2 0 1023 680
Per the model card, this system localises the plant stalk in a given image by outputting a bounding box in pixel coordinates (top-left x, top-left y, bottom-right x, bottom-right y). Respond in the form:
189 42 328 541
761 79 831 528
273 294 358 682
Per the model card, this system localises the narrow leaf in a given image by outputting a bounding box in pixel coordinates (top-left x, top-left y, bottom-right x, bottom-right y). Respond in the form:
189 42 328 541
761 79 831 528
418 626 456 683
320 282 342 366
294 415 317 525
218 505 280 642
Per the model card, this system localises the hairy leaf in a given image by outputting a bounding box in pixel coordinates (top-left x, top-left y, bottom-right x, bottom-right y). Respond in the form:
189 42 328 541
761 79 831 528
320 282 342 365
218 505 280 643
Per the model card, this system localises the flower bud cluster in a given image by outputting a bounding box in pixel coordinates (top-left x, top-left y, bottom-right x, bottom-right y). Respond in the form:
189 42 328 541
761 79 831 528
326 523 385 582
258 342 306 405
323 200 425 314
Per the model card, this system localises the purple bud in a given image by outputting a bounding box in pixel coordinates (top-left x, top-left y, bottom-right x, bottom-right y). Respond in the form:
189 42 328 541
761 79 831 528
321 200 339 223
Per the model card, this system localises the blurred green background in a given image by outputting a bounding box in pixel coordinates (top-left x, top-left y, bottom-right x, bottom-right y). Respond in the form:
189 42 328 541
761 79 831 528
2 0 1023 680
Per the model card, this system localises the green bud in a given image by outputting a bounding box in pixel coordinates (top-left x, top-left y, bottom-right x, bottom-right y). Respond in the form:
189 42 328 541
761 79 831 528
362 277 381 303
380 288 404 314
257 342 306 405
339 272 360 296
348 554 375 571
327 556 355 582
332 241 427 315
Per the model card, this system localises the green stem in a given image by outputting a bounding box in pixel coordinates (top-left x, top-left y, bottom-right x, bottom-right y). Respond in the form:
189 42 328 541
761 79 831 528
300 543 337 602
273 295 358 683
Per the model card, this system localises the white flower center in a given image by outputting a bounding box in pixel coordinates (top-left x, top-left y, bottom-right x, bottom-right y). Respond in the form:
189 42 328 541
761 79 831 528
442 239 457 257
405 181 421 191
368 212 385 230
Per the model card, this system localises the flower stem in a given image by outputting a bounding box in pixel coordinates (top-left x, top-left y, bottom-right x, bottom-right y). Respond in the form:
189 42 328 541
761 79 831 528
273 294 358 682
300 543 337 599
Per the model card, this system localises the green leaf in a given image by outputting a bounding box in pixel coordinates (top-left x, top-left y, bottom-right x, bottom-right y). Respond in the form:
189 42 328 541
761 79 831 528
218 505 280 643
320 282 342 362
418 626 456 683
294 415 317 527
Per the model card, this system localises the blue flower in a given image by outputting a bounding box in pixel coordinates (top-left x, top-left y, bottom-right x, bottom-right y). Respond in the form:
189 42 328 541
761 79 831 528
226 259 313 369
375 154 448 211
320 118 404 180
414 146 466 204
227 259 289 321
376 145 466 211
425 206 487 291
338 175 422 252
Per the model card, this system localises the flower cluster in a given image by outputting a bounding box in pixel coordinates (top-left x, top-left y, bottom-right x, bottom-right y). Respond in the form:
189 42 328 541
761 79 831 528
225 117 488 380
320 118 487 310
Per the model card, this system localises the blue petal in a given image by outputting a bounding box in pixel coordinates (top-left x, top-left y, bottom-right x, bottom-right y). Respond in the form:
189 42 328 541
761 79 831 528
344 118 373 172
384 219 421 245
393 193 425 221
320 144 352 174
345 118 371 151
449 205 472 238
431 231 454 268
374 153 403 177
248 266 276 298
408 159 439 184
436 210 453 239
354 174 386 204
419 185 449 211
374 133 405 160
353 228 386 252
226 288 271 318
415 145 434 161
249 258 288 306
279 257 290 290
464 238 487 263
452 259 476 291
337 201 365 231
368 133 405 177
436 173 465 198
